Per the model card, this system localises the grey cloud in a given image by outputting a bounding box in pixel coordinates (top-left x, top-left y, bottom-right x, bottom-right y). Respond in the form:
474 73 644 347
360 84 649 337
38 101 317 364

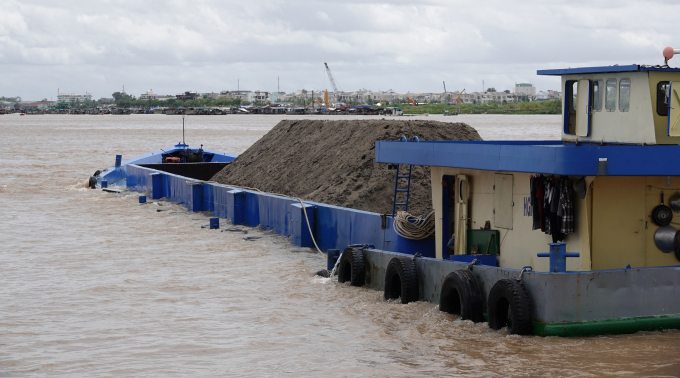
1 0 678 99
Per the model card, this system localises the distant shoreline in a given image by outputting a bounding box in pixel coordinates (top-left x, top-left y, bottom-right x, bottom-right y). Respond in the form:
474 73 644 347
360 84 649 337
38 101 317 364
399 100 561 115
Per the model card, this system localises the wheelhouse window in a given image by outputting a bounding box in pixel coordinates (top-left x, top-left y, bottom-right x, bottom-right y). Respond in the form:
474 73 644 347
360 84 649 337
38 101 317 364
619 78 630 112
593 79 603 111
565 80 577 134
605 79 616 111
657 81 670 116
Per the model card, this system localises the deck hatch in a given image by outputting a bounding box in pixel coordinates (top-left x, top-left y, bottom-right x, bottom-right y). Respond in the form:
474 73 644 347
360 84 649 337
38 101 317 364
493 173 514 229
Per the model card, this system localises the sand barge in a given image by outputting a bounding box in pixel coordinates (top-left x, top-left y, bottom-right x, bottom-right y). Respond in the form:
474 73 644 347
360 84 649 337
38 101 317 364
211 119 482 216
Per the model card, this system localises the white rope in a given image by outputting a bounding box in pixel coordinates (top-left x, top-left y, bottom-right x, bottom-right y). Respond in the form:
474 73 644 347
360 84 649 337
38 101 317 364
296 198 324 255
393 210 436 240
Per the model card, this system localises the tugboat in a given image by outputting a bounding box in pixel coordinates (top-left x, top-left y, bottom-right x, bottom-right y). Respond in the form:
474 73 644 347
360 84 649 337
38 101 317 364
370 47 680 336
94 47 680 336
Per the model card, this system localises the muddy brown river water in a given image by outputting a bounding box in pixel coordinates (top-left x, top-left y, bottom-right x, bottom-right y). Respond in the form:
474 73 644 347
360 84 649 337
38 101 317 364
2 114 680 377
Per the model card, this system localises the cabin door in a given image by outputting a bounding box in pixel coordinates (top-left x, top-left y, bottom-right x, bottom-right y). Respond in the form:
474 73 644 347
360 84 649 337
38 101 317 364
575 79 592 137
591 177 646 270
441 175 457 260
454 175 469 256
668 81 680 136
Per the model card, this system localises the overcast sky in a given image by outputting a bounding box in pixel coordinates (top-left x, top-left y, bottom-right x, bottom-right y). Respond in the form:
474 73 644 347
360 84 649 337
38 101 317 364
1 0 677 100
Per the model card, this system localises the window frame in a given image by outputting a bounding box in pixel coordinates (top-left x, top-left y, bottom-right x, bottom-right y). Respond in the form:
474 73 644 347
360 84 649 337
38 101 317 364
618 78 631 112
657 81 670 116
563 80 578 135
605 78 617 112
593 79 603 112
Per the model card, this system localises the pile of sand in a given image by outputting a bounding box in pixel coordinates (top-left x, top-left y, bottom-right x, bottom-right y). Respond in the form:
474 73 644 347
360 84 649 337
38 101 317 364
211 119 482 215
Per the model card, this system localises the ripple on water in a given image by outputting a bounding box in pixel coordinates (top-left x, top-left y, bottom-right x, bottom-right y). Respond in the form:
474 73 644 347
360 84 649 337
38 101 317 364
1 115 679 377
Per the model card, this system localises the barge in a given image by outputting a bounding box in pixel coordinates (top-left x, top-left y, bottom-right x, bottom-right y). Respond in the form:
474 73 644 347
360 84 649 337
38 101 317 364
95 49 680 336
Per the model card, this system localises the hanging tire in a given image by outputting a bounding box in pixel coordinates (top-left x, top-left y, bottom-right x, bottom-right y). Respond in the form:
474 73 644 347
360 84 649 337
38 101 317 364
439 270 484 322
384 256 419 304
487 279 533 335
88 176 97 189
337 247 365 286
93 170 101 177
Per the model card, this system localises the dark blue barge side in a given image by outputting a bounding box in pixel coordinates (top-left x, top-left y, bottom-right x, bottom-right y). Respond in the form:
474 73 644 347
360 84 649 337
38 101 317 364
96 144 436 257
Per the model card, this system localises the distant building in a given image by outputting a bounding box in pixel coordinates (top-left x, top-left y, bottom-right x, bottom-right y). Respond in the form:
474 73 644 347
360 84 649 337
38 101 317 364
202 92 220 100
17 101 56 110
219 90 269 102
57 92 92 104
456 91 517 104
140 89 157 100
536 90 562 101
1 101 15 109
514 83 536 97
231 90 252 102
252 91 270 103
175 91 200 101
140 90 174 101
270 92 285 102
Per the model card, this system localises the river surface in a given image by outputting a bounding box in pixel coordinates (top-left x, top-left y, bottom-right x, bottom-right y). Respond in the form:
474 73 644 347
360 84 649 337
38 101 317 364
2 114 680 377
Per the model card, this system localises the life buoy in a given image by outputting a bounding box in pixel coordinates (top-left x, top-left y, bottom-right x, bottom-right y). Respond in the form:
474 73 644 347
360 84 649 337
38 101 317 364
439 269 484 322
487 279 533 335
383 256 419 304
337 247 365 286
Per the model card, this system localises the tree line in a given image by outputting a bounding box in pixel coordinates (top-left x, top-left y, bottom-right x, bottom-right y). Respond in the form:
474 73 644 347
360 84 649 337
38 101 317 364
111 92 242 109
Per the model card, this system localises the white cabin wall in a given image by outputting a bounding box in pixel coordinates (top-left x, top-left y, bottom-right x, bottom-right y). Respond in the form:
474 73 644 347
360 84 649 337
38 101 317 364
561 72 656 145
431 167 592 272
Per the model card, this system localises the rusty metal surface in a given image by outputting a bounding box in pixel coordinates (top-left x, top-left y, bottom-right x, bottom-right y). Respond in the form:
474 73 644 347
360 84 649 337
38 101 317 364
363 248 680 324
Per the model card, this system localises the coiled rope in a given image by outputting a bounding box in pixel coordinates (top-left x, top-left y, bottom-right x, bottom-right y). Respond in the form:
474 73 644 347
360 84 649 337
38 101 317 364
393 210 436 240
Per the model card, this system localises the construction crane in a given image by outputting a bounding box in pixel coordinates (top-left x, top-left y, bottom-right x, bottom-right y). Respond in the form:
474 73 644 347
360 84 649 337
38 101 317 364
407 97 417 107
452 89 466 105
451 89 466 114
324 62 341 105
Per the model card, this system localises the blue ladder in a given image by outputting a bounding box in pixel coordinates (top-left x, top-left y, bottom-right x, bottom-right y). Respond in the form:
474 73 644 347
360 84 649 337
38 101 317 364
391 136 419 216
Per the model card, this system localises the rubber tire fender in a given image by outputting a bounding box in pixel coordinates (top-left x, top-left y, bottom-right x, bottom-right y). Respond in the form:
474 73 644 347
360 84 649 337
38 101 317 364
487 279 533 335
439 269 484 322
336 247 365 286
383 256 420 304
88 176 97 189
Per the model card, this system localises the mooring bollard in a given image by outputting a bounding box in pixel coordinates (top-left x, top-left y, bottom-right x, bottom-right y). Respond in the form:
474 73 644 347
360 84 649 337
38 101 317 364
327 249 341 271
101 180 108 188
210 218 219 229
115 154 122 167
537 243 580 273
139 195 147 204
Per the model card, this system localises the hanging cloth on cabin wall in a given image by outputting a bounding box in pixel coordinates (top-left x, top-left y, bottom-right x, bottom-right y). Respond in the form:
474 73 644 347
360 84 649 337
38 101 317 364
531 175 575 241
543 178 553 235
558 177 575 234
549 178 565 243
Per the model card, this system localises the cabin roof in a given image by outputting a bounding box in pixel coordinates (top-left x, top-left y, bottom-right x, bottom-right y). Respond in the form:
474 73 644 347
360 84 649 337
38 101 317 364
537 64 680 76
375 140 680 176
